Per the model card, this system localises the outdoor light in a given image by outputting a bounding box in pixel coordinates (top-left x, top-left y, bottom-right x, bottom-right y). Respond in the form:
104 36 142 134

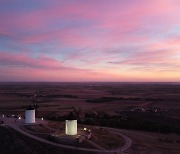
18 117 21 120
84 128 87 131
41 117 44 120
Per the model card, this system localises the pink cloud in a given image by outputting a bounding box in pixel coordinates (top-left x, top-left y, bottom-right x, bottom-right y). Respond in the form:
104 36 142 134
109 48 180 73
0 52 71 70
0 26 13 37
0 0 180 81
2 0 179 49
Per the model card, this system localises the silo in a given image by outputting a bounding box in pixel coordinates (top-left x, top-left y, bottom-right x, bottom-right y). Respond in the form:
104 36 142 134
25 106 35 124
65 112 77 135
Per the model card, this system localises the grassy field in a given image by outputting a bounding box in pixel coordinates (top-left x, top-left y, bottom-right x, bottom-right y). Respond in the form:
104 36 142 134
0 82 180 111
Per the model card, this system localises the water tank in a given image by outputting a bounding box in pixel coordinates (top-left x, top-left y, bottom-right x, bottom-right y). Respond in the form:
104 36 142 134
25 106 35 124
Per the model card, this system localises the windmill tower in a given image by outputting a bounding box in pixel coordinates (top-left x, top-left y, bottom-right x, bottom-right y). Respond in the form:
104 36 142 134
65 112 77 135
25 105 35 123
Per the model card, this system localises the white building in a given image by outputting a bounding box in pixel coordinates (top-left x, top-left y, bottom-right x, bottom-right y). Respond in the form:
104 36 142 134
65 112 77 135
25 106 35 124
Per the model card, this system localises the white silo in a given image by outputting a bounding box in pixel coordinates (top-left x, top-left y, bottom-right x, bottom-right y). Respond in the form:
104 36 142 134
65 112 77 135
25 106 35 124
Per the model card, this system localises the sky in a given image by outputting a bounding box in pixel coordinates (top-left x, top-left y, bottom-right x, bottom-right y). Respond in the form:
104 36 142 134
0 0 180 82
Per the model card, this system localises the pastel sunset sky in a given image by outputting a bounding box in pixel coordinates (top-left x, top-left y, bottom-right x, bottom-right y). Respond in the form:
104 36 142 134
0 0 180 82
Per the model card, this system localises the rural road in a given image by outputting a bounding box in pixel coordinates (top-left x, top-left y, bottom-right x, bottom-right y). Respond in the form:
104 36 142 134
2 117 132 154
106 128 132 152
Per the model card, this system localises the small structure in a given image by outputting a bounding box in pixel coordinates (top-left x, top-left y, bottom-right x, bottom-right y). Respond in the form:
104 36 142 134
65 112 77 135
25 105 35 124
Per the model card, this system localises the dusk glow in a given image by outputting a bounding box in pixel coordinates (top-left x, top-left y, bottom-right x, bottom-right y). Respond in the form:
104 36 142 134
0 0 180 82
